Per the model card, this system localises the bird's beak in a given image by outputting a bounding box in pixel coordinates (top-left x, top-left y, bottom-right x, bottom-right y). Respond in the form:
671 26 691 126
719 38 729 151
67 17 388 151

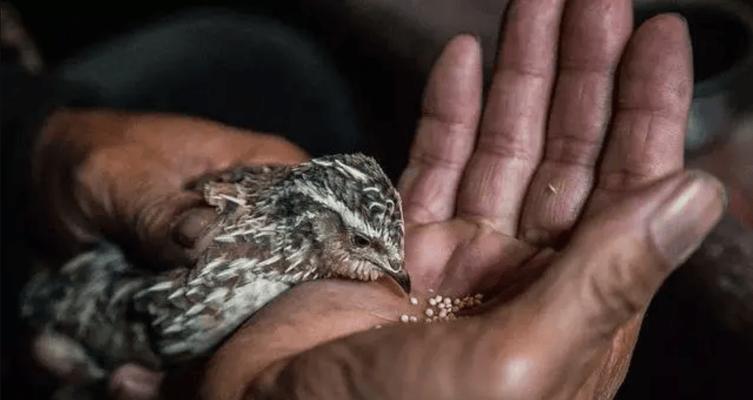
384 262 411 294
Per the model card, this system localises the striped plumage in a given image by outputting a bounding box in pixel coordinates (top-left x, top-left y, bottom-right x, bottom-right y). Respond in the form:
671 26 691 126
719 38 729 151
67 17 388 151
21 153 408 379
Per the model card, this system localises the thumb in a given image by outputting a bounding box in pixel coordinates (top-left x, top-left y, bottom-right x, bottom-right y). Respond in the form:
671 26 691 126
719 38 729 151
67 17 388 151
75 149 209 268
538 170 726 346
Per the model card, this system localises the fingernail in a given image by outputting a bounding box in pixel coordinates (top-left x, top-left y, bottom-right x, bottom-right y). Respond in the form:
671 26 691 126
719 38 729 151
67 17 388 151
172 207 216 247
649 171 726 266
670 12 688 24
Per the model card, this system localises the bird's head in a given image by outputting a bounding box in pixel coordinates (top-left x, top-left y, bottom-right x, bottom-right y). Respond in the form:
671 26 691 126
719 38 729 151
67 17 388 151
285 154 410 293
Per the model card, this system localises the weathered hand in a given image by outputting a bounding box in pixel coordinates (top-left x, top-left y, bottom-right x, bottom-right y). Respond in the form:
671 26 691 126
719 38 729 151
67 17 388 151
172 1 724 400
35 110 308 266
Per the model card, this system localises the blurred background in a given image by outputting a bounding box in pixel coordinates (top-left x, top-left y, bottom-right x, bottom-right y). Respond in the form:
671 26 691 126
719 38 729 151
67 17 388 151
2 0 752 398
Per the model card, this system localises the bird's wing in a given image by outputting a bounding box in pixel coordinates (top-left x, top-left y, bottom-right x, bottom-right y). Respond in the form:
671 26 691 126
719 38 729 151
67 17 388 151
194 164 292 214
137 164 296 364
20 243 161 372
133 252 291 364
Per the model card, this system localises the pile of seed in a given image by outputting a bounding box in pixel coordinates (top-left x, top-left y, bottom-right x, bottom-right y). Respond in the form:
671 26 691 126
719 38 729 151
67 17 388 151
399 293 483 323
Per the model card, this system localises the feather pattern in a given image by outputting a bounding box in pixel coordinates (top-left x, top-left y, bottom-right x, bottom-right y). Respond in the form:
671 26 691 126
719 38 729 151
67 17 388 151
21 153 407 377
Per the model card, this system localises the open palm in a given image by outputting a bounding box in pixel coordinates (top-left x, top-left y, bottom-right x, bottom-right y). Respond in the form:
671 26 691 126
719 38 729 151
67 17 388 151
401 0 689 298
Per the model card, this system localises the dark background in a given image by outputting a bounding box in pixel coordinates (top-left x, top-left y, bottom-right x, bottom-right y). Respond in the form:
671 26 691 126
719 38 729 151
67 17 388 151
3 0 753 399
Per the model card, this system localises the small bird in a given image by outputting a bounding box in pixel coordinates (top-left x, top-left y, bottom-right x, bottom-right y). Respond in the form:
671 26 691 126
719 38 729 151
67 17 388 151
21 153 409 380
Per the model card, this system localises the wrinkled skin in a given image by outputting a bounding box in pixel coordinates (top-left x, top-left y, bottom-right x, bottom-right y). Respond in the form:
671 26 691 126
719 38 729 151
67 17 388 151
34 1 726 399
35 110 309 265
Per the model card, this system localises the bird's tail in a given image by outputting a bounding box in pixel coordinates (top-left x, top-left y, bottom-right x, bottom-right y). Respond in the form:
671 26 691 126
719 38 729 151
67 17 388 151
20 242 162 377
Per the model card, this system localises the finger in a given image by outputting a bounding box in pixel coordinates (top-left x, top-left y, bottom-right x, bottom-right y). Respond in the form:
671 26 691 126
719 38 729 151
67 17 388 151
156 131 308 264
519 0 633 245
75 145 204 267
589 14 693 213
398 35 482 225
456 0 566 234
533 171 724 358
85 120 308 267
109 364 164 400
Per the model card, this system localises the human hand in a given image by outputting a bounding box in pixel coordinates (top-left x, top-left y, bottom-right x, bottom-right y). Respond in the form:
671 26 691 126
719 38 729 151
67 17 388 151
163 1 725 400
34 110 308 265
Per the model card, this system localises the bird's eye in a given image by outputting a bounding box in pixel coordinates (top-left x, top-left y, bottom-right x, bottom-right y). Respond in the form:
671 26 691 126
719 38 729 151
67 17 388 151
352 234 371 248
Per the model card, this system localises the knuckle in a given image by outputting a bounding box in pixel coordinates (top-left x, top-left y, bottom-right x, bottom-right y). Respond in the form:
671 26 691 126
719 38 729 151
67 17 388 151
409 148 465 171
544 135 602 169
598 169 654 192
73 148 124 218
475 136 538 165
133 196 173 242
495 62 550 84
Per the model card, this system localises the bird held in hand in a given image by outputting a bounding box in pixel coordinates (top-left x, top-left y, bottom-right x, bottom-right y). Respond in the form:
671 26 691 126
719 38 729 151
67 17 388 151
21 153 409 378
